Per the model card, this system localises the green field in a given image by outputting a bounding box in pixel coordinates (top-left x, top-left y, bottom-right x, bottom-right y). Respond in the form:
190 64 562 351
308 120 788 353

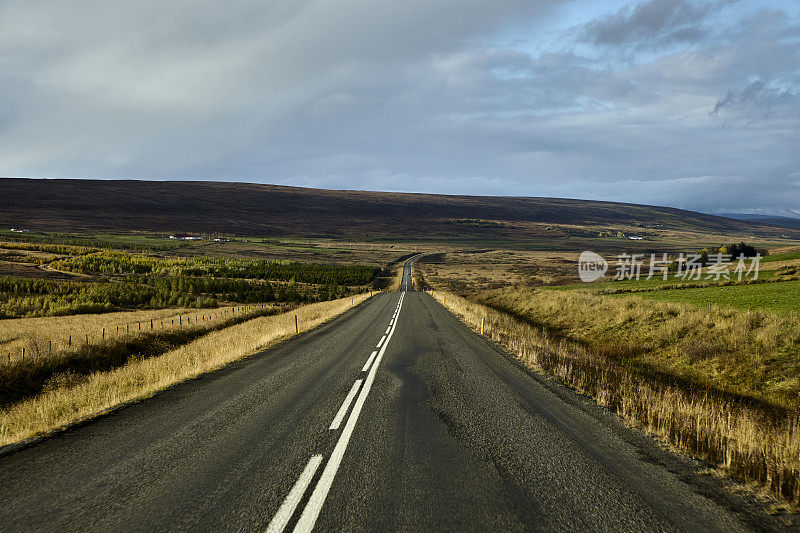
612 279 800 314
762 250 800 263
0 230 190 251
549 256 799 314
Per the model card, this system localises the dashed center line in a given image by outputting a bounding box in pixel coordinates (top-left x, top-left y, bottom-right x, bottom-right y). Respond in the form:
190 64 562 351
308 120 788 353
266 455 323 533
269 291 407 532
328 380 363 430
292 292 405 532
361 351 378 372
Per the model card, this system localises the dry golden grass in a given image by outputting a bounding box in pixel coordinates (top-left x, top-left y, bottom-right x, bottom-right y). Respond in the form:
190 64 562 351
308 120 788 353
0 293 370 446
429 287 800 505
0 305 266 362
420 249 583 291
387 262 405 292
476 286 800 409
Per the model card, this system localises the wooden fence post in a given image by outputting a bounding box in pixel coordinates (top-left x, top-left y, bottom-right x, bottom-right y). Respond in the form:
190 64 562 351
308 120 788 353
481 317 485 335
69 335 72 347
295 314 299 334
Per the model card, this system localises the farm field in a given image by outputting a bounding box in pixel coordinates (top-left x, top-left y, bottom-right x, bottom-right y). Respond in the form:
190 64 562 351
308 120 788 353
610 279 800 314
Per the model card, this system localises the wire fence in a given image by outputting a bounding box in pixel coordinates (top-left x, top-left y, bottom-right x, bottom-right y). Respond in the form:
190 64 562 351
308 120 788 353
1 304 271 365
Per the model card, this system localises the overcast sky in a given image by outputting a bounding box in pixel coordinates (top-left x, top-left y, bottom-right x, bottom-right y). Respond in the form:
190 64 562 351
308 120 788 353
1 1 799 216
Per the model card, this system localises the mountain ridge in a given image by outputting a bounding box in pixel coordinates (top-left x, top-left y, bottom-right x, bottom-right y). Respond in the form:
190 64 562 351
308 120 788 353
0 178 794 240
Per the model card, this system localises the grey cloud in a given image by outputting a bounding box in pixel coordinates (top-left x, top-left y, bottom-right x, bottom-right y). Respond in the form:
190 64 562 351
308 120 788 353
579 0 735 49
712 80 800 119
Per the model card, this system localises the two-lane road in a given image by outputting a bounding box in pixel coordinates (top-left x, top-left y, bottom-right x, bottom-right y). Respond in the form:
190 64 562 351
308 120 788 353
0 259 780 531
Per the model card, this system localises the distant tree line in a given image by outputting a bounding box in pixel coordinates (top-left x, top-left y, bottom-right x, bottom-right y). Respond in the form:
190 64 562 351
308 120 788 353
50 252 378 286
692 242 767 265
0 240 98 257
0 274 357 318
723 242 764 259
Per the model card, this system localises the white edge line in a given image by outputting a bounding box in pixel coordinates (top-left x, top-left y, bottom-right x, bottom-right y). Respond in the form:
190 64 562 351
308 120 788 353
293 297 403 533
361 351 378 372
266 454 323 533
329 380 363 430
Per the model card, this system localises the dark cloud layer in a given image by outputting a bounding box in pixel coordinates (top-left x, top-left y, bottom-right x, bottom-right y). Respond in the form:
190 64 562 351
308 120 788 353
0 1 799 216
579 0 735 49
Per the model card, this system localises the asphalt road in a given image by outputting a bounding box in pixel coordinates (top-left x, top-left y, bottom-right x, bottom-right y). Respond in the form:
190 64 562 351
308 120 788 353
0 259 789 532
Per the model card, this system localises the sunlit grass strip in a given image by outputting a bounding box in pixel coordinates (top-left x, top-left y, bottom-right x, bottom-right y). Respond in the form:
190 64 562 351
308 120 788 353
0 293 370 447
0 305 282 408
0 304 263 359
431 289 800 505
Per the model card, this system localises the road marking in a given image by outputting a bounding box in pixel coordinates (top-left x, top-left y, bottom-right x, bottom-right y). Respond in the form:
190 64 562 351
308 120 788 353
266 454 323 533
385 326 391 334
293 293 405 533
377 335 387 348
329 380 363 430
361 351 378 372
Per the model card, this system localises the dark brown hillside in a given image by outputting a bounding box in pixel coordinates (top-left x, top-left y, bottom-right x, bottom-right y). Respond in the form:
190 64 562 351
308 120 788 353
0 178 792 240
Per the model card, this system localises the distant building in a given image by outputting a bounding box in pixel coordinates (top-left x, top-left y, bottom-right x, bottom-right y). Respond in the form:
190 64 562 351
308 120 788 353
628 235 644 240
9 228 30 233
213 237 230 242
170 233 201 240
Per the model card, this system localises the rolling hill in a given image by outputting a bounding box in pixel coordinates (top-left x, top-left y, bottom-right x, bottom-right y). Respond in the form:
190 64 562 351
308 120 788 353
0 178 795 241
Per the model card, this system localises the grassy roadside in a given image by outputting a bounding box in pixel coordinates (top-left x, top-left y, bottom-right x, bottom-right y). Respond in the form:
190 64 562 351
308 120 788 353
0 304 284 408
427 287 800 505
0 304 265 361
415 252 800 505
0 293 371 447
476 287 800 410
